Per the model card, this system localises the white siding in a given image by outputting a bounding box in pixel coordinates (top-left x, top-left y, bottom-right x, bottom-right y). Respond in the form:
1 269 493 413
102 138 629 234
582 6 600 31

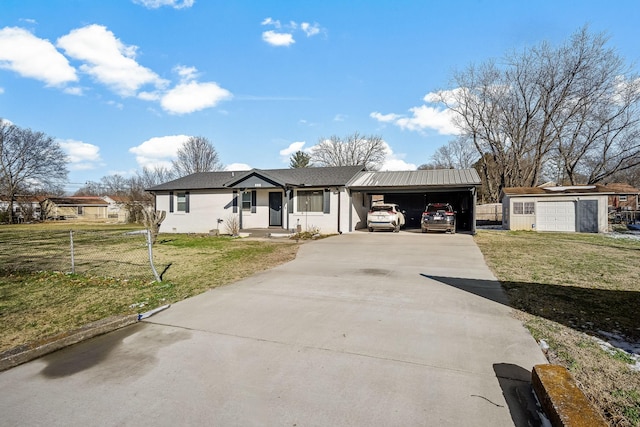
157 190 236 234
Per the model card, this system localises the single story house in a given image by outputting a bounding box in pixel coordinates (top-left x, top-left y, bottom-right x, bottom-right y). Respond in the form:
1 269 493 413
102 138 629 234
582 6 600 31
501 185 616 233
147 166 482 234
0 195 45 222
42 196 109 220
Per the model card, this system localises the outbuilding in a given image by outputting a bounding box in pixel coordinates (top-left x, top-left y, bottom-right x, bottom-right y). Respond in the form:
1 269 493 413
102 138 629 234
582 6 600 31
501 185 614 233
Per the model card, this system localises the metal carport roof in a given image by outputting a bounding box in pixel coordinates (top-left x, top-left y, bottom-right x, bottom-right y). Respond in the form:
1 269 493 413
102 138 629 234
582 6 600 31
346 169 481 191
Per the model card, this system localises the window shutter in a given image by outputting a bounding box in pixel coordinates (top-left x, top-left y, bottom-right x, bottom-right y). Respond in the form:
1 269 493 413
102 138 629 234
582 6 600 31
323 189 331 214
233 190 238 213
251 190 257 213
185 192 190 213
169 191 174 213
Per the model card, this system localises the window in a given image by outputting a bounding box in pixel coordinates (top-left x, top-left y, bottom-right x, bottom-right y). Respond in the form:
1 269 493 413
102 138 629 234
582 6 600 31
513 201 535 215
524 202 535 214
177 192 187 212
171 191 189 213
513 202 523 215
242 191 252 211
619 195 627 202
297 190 324 212
77 206 83 215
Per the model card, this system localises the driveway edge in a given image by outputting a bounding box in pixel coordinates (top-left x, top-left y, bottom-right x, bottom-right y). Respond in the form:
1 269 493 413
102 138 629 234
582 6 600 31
0 314 139 372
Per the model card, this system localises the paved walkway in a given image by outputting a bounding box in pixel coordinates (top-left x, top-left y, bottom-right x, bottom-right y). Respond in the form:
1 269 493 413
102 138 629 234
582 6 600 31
0 232 547 426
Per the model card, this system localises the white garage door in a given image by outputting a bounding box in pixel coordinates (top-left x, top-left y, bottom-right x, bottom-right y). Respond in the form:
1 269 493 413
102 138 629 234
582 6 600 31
537 201 575 232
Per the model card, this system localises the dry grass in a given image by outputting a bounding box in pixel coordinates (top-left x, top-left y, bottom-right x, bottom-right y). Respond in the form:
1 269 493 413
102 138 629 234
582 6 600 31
0 223 298 353
474 230 640 426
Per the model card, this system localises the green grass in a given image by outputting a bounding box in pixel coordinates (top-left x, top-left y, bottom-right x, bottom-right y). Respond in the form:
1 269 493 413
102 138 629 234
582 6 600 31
475 230 640 427
0 223 298 353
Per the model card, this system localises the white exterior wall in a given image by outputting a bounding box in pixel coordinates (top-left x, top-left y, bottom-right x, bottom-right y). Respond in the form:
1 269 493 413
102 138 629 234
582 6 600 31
155 187 360 235
503 194 609 232
350 192 369 230
157 190 236 234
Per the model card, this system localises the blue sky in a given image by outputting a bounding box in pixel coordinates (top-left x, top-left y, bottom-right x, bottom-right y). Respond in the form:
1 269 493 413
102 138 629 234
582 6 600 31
1 0 639 193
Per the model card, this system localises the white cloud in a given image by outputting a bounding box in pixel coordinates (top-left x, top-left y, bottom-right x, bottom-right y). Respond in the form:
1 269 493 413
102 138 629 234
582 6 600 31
129 135 190 168
57 24 167 97
380 142 417 171
261 17 281 28
225 163 252 171
0 87 4 94
262 30 295 47
260 18 323 47
58 139 102 170
370 112 402 123
301 22 320 37
174 64 198 81
161 80 232 114
0 27 77 87
370 91 460 135
133 0 194 9
333 114 347 122
279 141 306 157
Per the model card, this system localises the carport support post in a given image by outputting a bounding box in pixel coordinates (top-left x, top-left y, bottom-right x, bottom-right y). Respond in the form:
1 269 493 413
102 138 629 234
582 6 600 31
70 230 75 274
471 187 477 235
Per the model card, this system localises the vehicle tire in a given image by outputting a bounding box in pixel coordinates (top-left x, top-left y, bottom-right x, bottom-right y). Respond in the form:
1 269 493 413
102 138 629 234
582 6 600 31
394 224 400 233
368 227 373 232
421 228 427 233
451 228 456 234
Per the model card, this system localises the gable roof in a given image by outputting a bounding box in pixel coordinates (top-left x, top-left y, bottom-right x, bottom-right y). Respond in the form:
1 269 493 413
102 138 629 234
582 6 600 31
347 169 481 190
146 165 366 191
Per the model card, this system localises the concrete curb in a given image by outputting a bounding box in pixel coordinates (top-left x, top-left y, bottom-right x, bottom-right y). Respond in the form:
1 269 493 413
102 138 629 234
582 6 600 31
0 314 139 372
532 364 607 426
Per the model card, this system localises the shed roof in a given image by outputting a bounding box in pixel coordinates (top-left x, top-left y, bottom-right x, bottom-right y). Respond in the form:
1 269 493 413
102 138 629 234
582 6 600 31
347 169 481 190
502 184 615 197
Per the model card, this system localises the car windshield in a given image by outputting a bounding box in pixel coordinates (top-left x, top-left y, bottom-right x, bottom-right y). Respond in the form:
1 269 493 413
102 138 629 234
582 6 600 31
427 204 450 213
371 205 394 212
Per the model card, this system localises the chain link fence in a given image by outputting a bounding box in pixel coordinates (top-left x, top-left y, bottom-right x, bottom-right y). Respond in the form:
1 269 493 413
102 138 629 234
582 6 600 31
0 229 160 281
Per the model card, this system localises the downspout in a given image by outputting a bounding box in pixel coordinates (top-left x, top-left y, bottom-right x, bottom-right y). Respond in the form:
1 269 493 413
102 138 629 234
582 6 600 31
337 187 342 234
471 187 477 235
348 189 353 232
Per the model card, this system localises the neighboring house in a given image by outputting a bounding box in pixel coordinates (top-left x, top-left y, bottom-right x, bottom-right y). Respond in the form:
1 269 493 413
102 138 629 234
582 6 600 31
501 185 615 233
147 166 482 234
0 195 45 222
604 183 640 212
42 196 109 220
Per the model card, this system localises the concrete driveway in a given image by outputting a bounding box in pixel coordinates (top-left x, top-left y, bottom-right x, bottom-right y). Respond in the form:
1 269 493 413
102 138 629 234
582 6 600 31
0 232 547 426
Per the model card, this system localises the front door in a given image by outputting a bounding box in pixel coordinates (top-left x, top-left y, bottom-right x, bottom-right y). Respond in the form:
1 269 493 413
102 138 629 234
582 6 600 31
269 192 282 226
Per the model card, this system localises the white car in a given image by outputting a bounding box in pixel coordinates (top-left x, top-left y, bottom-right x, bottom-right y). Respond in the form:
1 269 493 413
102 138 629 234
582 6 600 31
367 203 405 232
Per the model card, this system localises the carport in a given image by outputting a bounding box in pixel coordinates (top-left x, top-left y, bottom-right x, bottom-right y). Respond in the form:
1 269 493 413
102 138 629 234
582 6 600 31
346 169 482 233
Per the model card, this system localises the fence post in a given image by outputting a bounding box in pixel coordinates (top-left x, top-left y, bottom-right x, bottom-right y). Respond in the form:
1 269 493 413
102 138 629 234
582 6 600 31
69 230 75 274
147 229 161 282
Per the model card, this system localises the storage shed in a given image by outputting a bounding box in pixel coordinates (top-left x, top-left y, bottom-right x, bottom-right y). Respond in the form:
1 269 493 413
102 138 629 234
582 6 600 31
501 185 614 233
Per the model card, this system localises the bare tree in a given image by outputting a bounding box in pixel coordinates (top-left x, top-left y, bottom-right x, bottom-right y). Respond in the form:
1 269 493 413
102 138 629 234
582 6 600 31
310 132 385 170
0 121 68 223
289 150 311 168
172 136 223 177
437 27 640 200
430 136 479 169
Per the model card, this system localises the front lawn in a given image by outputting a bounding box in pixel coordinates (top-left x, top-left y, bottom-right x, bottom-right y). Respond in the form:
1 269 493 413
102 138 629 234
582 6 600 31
0 224 298 353
475 230 640 427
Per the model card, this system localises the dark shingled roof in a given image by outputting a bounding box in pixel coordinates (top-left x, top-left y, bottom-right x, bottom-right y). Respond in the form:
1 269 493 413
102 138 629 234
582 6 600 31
146 165 366 191
46 197 109 206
